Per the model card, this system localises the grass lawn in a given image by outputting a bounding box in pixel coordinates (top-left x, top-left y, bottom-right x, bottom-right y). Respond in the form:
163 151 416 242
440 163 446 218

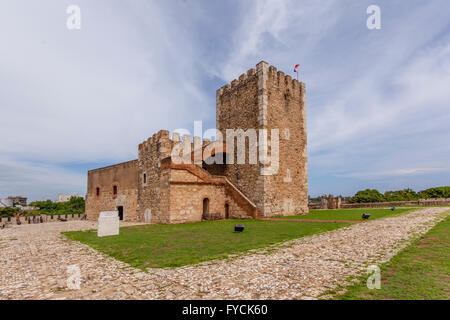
281 208 413 221
64 219 349 269
333 214 450 300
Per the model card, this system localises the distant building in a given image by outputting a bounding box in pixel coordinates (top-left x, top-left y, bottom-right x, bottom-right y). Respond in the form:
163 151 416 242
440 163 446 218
56 194 84 203
7 196 27 206
15 204 39 211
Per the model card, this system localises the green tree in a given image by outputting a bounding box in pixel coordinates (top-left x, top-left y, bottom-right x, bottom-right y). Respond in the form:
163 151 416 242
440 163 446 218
29 197 85 215
418 186 450 199
384 188 419 201
0 207 20 217
349 189 385 203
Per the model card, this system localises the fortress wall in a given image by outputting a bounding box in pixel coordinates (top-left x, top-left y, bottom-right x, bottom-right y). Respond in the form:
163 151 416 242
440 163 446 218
262 66 308 216
137 130 172 223
85 160 138 221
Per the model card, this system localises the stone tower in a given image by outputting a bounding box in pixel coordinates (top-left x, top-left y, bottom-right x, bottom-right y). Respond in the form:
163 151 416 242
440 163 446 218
136 130 172 223
216 61 308 217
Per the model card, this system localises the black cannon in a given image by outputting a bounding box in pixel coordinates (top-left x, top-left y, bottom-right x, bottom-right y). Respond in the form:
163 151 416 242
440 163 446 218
234 224 245 232
391 206 395 211
362 213 371 220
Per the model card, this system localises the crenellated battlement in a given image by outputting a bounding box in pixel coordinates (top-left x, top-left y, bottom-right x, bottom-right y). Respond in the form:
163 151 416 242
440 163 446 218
138 129 205 162
216 67 257 97
268 67 305 93
138 129 169 151
216 61 305 100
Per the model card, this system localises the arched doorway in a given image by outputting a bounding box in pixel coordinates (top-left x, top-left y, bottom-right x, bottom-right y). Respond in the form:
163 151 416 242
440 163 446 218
202 198 210 219
225 203 230 219
144 208 151 223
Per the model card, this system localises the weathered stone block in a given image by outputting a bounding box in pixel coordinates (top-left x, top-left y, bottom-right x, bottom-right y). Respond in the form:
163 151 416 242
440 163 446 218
97 211 119 237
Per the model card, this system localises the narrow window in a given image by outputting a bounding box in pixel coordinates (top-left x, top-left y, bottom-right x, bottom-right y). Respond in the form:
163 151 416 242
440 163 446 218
113 185 118 195
202 198 210 220
143 173 147 184
96 187 100 196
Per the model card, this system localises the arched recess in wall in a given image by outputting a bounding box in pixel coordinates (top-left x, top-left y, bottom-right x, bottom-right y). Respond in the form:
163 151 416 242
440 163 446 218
202 198 210 219
144 208 151 223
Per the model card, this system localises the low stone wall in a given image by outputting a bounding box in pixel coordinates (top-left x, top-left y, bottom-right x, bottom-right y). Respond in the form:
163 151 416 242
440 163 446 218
0 213 85 225
308 203 322 209
340 199 450 208
309 198 450 209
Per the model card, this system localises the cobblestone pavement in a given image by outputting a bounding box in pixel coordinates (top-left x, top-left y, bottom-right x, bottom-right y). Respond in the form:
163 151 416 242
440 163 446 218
0 207 447 300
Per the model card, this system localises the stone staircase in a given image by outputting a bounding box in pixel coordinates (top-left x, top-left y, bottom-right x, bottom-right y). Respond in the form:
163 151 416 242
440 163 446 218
169 162 257 218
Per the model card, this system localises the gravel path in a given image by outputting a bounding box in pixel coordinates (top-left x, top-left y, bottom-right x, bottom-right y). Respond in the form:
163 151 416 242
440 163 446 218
0 207 447 300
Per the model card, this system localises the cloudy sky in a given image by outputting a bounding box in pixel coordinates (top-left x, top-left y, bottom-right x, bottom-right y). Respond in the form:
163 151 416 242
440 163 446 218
1 0 449 201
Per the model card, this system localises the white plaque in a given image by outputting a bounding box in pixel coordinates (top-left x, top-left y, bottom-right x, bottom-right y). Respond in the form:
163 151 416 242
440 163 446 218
97 211 119 237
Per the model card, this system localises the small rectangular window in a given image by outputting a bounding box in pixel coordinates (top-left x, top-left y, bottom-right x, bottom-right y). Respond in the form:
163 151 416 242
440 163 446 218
113 185 118 195
143 173 147 184
96 187 100 196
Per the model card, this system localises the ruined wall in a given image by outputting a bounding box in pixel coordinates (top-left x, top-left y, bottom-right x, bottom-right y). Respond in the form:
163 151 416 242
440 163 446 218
86 160 138 221
216 61 308 217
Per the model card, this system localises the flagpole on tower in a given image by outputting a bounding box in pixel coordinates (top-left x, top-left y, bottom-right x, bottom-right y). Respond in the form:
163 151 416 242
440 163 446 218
294 64 299 81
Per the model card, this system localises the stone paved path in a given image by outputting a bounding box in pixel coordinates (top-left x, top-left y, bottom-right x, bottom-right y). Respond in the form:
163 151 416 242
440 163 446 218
0 207 447 300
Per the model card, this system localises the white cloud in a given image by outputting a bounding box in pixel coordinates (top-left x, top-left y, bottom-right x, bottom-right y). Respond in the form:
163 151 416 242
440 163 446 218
0 1 212 163
0 156 85 201
217 0 342 81
0 1 449 200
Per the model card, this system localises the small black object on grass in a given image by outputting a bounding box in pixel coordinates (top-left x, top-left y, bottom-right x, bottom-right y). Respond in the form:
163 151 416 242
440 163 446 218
391 206 395 211
362 213 371 220
234 224 245 232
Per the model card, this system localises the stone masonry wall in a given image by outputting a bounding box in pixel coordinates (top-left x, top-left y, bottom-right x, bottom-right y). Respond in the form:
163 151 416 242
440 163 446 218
169 183 226 223
216 65 264 214
216 61 308 217
137 130 172 224
168 168 248 223
85 160 138 221
262 63 308 216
